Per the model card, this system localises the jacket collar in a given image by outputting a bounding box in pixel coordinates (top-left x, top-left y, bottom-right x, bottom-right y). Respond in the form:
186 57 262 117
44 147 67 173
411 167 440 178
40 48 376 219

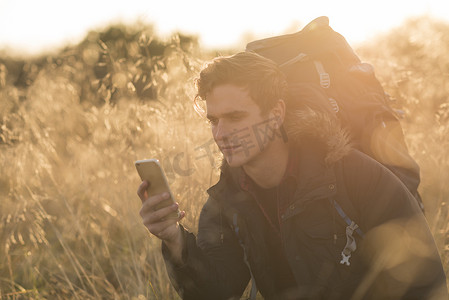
238 143 300 193
207 139 338 211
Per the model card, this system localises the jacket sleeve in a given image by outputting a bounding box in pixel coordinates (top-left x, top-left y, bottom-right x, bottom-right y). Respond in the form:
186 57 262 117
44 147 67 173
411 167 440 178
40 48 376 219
340 150 448 299
162 197 251 300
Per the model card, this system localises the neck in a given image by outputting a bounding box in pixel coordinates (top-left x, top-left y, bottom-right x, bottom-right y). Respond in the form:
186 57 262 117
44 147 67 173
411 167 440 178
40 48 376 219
242 141 290 189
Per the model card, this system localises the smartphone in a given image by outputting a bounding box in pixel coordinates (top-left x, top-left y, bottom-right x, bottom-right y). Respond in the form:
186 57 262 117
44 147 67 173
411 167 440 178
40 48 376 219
135 159 180 219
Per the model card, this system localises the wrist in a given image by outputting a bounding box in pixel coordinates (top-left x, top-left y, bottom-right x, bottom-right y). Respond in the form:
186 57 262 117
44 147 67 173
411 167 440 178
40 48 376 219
163 227 185 265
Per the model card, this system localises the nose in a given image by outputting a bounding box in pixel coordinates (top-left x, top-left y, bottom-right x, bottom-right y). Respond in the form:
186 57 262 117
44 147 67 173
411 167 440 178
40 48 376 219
212 120 228 143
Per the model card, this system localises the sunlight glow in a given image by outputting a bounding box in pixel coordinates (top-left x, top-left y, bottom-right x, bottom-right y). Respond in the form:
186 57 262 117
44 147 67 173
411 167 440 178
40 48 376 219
0 0 448 55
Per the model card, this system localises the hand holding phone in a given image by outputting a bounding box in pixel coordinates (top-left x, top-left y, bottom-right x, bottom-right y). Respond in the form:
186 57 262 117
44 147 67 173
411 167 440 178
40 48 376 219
135 159 180 219
136 159 186 264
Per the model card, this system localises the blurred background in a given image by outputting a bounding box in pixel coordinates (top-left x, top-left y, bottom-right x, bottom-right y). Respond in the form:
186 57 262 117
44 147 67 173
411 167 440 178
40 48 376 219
1 0 449 299
1 0 449 55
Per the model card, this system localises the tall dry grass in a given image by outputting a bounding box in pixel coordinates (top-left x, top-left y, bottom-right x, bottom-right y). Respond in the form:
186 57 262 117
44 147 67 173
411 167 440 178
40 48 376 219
0 17 448 299
0 24 219 299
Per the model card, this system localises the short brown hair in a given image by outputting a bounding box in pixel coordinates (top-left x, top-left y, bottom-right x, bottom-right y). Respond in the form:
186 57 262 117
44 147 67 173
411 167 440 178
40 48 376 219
194 51 287 115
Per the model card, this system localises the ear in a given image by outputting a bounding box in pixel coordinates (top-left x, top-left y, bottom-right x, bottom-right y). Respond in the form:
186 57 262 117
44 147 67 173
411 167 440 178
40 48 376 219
269 99 286 129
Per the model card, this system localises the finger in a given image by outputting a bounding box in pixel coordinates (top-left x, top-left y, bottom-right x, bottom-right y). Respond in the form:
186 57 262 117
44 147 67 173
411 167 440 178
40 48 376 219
143 202 179 224
157 224 181 240
150 211 186 238
147 217 180 237
140 192 172 214
137 180 150 203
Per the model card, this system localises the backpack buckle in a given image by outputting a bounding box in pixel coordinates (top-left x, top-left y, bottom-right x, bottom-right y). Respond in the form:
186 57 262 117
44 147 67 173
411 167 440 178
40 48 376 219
339 221 359 267
314 61 330 88
320 73 331 88
328 98 340 113
340 253 351 266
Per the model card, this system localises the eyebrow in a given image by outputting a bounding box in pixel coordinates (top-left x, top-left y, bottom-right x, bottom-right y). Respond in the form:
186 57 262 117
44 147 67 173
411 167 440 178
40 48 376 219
206 110 249 120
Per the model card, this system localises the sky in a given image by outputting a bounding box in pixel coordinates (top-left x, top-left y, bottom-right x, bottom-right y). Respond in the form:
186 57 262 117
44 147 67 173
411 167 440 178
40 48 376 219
0 0 449 56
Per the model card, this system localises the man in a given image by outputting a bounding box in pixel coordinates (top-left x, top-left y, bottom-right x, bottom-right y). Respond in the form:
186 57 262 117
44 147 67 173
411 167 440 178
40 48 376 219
138 52 447 299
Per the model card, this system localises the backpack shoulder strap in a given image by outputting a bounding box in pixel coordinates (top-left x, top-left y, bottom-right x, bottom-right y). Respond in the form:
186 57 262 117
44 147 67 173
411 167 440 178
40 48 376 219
330 198 364 238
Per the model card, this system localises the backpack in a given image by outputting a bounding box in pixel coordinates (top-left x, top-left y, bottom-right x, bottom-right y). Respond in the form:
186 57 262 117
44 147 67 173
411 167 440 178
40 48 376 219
246 16 424 211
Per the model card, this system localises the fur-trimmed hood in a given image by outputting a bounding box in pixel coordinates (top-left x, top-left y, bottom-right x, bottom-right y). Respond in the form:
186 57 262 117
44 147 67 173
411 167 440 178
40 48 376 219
282 82 353 166
285 106 352 166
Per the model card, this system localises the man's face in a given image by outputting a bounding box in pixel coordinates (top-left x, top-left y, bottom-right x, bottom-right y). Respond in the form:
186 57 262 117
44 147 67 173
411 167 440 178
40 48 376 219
206 84 276 168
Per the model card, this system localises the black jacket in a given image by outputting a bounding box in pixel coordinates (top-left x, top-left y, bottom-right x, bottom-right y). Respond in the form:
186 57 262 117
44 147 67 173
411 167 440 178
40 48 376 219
163 110 447 300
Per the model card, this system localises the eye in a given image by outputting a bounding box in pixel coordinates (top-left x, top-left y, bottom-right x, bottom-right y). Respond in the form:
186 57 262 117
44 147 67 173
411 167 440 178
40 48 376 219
207 117 218 125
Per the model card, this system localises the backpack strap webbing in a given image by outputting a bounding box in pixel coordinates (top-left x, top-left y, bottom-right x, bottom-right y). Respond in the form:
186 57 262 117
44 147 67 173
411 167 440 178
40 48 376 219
330 198 364 238
330 198 364 267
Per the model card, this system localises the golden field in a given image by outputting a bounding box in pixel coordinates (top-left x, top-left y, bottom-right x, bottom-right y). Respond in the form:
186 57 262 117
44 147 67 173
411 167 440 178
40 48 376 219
0 17 448 299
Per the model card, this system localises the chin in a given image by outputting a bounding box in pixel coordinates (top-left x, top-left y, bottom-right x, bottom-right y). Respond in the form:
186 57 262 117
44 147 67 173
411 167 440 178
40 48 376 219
224 155 244 168
223 151 257 168
225 159 245 168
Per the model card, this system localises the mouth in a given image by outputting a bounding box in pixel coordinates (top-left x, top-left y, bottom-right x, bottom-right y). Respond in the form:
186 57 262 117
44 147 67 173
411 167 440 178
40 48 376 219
220 144 241 152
